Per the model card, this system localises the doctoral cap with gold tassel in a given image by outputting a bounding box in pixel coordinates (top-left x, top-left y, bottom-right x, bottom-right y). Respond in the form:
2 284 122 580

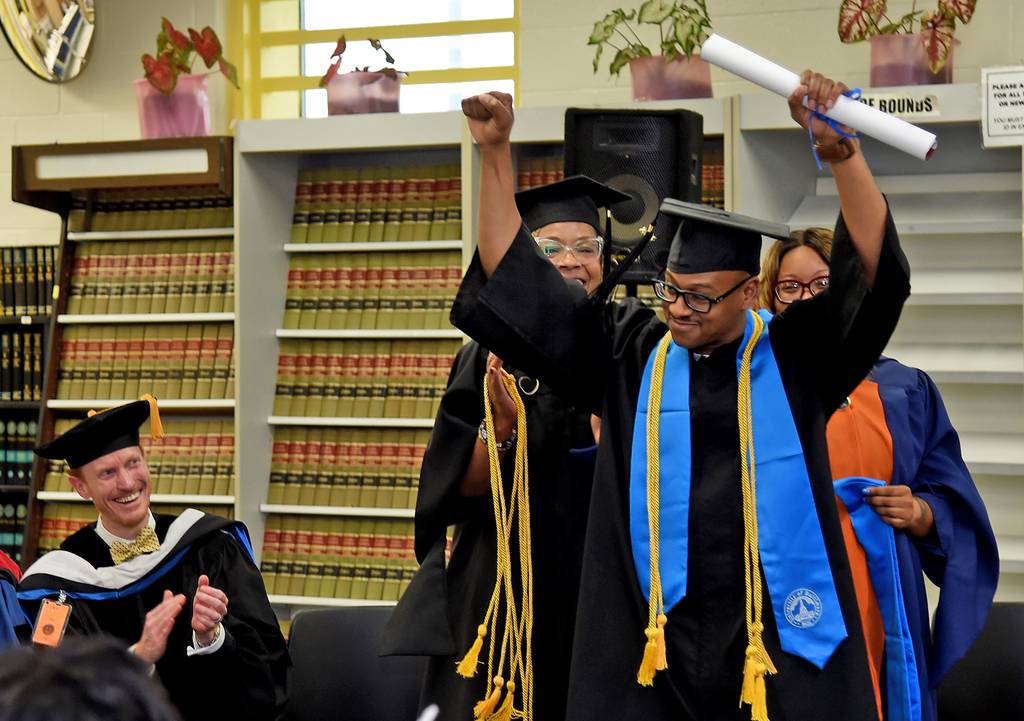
34 395 165 469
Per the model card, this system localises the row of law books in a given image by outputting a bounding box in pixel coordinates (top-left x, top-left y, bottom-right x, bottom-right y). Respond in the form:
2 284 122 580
266 427 428 509
55 323 235 401
282 250 460 330
516 155 564 190
38 502 234 553
290 165 462 244
701 145 726 209
67 189 233 233
260 516 416 601
67 239 234 315
272 338 459 419
0 502 26 566
42 418 234 496
1 417 36 487
0 330 44 402
1 247 57 317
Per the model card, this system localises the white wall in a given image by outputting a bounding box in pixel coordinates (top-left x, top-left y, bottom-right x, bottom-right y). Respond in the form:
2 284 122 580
519 0 1024 106
0 0 228 244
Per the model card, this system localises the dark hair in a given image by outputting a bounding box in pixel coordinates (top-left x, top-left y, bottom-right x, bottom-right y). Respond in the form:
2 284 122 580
0 637 181 721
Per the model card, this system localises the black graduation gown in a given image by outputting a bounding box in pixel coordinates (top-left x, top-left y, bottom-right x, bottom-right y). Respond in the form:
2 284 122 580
382 340 597 721
449 211 910 721
18 513 290 721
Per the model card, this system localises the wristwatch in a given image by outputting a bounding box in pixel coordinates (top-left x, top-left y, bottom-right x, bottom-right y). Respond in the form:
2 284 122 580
478 420 517 451
814 137 857 164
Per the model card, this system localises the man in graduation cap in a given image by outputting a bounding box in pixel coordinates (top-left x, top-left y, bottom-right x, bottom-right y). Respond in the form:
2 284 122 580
18 398 289 721
383 176 629 721
451 70 910 721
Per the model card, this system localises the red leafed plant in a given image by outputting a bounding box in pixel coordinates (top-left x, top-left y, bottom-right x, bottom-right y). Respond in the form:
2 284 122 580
318 36 403 87
838 0 978 73
141 17 240 95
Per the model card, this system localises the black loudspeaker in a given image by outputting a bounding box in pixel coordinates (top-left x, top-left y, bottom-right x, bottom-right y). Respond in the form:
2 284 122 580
564 108 704 283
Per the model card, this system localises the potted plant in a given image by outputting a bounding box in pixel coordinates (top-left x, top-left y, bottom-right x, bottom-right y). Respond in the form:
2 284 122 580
838 0 978 86
588 0 714 100
135 18 239 138
319 36 404 115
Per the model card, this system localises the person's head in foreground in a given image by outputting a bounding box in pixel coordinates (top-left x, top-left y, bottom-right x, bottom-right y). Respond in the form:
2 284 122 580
516 175 630 294
0 636 182 721
757 227 833 314
653 201 790 353
34 398 159 540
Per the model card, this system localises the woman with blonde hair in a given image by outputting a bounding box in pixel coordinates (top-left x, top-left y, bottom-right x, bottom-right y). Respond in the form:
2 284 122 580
759 227 998 721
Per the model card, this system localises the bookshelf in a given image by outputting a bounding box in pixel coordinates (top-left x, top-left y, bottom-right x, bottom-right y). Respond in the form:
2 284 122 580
734 82 1024 602
11 138 237 563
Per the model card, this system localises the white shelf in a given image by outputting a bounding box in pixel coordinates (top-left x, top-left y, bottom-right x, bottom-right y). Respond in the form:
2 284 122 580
739 82 983 130
238 111 462 153
906 270 1022 306
260 504 414 518
283 240 463 253
0 235 59 248
59 313 235 324
884 344 1024 385
268 595 397 608
276 328 462 340
38 492 235 504
267 416 434 428
816 172 1022 196
960 433 1024 476
999 537 1024 574
66 228 234 241
48 399 236 411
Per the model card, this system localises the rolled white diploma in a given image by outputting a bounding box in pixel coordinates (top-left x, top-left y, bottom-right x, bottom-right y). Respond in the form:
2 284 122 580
700 33 938 160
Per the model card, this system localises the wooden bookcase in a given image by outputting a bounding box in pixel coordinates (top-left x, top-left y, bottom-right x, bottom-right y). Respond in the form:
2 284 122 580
12 137 236 564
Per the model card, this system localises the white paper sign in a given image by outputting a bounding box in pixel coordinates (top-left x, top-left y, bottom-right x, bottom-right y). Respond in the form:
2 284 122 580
982 66 1024 147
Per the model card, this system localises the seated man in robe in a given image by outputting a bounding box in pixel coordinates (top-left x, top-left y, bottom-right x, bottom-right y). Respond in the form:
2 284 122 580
18 398 289 721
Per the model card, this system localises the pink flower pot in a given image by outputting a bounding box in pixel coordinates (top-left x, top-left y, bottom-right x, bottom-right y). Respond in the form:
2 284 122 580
629 55 713 101
869 34 956 88
326 71 402 115
133 74 212 139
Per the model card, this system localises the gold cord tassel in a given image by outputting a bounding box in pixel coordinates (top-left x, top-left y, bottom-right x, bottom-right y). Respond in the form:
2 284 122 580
457 624 487 678
490 680 516 721
473 677 503 719
655 613 669 671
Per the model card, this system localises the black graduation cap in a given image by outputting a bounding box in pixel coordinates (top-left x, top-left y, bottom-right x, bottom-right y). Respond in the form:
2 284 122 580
34 397 164 470
660 199 790 276
515 175 631 232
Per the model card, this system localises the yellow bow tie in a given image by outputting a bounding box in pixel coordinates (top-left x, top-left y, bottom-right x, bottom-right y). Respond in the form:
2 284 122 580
109 526 161 565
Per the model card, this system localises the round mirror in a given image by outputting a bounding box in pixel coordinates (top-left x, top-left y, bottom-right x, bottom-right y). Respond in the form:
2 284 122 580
0 0 95 82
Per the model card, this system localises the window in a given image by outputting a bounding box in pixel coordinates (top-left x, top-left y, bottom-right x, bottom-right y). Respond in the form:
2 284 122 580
229 0 518 120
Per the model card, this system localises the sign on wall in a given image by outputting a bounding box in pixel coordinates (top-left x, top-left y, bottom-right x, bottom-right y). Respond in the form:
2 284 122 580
981 66 1024 148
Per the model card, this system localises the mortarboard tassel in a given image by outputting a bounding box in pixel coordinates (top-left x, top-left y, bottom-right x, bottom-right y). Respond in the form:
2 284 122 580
139 394 165 439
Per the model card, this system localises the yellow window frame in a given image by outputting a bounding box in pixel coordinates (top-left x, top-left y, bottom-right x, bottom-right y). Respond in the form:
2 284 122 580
227 0 520 121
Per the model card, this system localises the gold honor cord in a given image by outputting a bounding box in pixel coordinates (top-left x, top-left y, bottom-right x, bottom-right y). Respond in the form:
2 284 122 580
456 368 534 721
638 332 673 686
736 312 776 721
640 315 776 721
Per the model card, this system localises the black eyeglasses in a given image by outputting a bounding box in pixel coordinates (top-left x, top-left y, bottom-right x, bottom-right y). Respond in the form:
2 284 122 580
652 275 752 313
774 276 830 304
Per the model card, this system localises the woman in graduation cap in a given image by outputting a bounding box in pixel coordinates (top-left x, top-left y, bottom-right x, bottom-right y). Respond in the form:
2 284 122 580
758 228 998 721
450 71 911 721
18 398 289 721
382 175 629 721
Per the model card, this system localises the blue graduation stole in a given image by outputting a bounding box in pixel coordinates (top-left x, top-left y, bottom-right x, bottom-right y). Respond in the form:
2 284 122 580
630 309 847 668
834 477 921 721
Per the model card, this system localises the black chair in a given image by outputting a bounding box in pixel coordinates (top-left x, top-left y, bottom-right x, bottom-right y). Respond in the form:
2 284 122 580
937 601 1024 720
282 606 427 721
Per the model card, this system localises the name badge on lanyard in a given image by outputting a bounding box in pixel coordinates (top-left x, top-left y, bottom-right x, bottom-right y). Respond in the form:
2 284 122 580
32 590 72 647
